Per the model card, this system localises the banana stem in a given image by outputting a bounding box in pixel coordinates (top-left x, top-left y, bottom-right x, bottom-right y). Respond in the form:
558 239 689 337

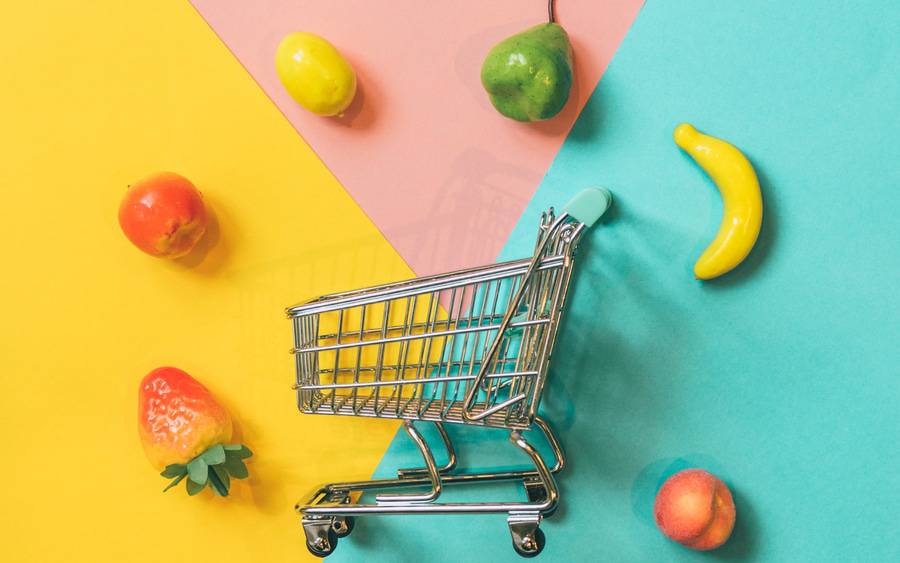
548 0 556 23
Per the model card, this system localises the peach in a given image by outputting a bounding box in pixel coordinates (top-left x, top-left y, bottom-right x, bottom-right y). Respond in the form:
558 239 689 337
653 468 736 551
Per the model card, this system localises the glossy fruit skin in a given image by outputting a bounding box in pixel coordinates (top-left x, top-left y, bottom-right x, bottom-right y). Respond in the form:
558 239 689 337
138 367 232 470
481 23 573 122
275 32 357 116
118 172 208 259
654 469 736 551
674 123 763 280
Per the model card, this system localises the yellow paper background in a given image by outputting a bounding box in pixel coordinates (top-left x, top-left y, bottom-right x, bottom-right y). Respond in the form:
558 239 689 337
0 2 408 560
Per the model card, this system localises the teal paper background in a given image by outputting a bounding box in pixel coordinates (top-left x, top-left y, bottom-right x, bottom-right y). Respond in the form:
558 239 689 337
330 1 900 561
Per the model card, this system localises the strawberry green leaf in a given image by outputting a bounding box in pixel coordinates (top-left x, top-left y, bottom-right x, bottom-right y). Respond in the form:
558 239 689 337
224 444 253 459
163 472 187 492
212 465 230 491
186 477 206 496
208 467 229 497
201 444 226 466
223 457 249 479
160 464 187 478
187 457 209 485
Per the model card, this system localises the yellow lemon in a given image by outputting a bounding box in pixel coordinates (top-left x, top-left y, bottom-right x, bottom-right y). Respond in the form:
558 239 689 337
275 32 357 116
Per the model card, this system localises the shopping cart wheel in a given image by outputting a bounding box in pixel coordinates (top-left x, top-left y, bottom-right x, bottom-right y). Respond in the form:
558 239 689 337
509 515 545 558
306 526 338 557
512 527 545 558
332 516 355 538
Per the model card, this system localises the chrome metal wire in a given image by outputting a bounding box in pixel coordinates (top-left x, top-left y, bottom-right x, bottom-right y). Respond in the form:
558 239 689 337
289 197 604 558
288 209 586 431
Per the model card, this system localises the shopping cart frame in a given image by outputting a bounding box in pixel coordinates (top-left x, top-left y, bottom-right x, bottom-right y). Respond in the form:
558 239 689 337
287 189 612 558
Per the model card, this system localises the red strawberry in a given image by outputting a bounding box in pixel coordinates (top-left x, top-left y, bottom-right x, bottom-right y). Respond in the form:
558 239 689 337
138 367 251 496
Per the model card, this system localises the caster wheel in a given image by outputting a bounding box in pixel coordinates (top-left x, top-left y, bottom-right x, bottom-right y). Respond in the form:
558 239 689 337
332 516 355 538
513 527 545 558
306 528 338 558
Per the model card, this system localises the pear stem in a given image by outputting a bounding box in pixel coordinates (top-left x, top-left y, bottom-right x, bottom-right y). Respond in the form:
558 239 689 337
548 0 556 23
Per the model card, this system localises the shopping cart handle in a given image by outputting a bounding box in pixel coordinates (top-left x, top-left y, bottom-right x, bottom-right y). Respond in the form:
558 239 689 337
462 188 612 423
562 187 612 227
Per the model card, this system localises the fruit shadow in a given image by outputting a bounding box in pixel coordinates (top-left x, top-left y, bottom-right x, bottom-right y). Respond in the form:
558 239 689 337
171 195 231 274
233 420 282 513
692 156 777 289
527 32 589 138
562 84 602 143
175 387 261 506
709 487 758 561
212 399 286 514
326 56 378 130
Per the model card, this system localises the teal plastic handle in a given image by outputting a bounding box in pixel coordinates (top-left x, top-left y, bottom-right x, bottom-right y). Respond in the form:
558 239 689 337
562 187 613 227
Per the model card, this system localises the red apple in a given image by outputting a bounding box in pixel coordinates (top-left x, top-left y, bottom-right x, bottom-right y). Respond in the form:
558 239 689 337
654 468 736 551
118 172 208 258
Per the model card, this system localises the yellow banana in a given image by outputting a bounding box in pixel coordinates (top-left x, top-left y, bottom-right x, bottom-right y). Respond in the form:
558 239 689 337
674 123 763 280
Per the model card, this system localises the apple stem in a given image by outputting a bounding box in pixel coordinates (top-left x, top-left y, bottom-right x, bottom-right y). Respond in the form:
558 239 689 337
548 0 556 23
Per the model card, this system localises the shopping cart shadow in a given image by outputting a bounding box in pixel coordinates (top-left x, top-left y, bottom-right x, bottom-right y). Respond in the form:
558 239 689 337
170 194 229 273
391 147 540 277
701 160 777 289
526 197 705 526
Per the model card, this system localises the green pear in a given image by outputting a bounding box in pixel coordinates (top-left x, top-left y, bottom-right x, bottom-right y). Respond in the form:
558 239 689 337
481 23 574 122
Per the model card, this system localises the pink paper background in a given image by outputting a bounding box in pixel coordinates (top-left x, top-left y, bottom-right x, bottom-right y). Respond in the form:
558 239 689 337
192 0 644 275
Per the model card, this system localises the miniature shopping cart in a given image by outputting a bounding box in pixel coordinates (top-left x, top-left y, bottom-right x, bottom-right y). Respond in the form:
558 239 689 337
287 188 612 558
